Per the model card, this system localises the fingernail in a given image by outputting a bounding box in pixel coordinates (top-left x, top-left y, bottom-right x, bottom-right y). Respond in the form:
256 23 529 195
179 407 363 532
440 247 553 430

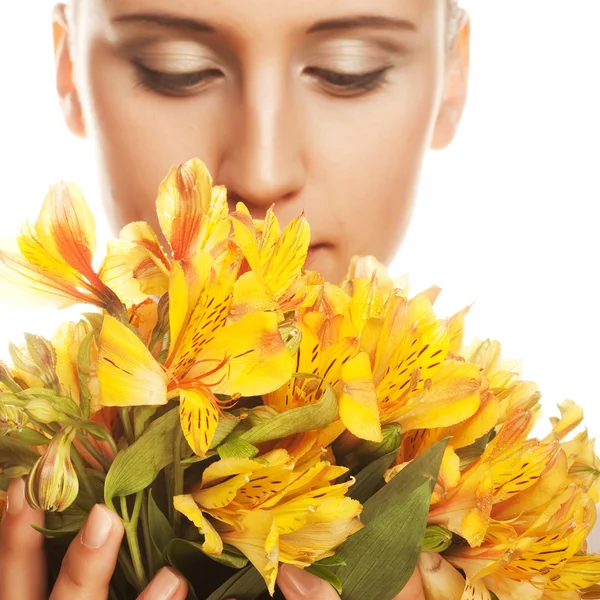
81 504 113 549
6 478 25 515
278 564 322 596
145 568 181 600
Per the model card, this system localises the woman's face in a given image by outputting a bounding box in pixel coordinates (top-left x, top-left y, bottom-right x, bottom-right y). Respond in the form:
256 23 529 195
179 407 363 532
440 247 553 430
55 0 469 283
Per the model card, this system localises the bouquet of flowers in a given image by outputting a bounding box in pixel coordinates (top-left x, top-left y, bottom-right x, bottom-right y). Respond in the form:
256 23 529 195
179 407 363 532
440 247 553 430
1 158 599 600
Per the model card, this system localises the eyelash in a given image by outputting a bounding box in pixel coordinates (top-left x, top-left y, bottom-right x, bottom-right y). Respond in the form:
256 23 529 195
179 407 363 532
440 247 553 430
133 63 391 98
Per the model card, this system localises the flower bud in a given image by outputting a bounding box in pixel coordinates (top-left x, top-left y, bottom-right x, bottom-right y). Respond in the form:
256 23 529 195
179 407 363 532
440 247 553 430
8 342 42 379
421 525 453 553
24 398 65 424
25 426 79 512
24 334 57 372
0 403 28 434
339 423 402 470
0 361 22 393
0 490 6 519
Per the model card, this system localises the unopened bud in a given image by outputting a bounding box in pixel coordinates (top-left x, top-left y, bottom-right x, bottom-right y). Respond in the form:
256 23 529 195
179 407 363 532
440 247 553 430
0 404 28 434
26 426 79 512
8 342 42 379
24 334 57 372
0 362 22 394
341 423 402 470
24 399 65 424
421 525 453 553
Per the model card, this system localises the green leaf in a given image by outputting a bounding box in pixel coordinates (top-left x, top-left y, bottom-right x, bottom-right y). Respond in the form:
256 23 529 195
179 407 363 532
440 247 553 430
0 435 41 470
148 490 176 569
343 423 402 471
13 427 51 446
33 507 87 537
134 406 158 438
167 538 251 600
209 413 241 449
239 379 338 446
205 565 267 600
306 564 343 595
333 440 448 600
314 555 347 567
218 436 259 460
348 451 397 504
104 407 179 510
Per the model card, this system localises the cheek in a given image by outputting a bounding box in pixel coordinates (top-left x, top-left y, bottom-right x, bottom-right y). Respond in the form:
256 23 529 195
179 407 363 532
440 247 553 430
80 46 229 227
305 62 441 264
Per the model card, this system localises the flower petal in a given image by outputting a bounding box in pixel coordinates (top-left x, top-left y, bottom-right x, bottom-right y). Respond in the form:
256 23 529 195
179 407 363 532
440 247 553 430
339 352 382 442
173 494 223 555
157 159 213 261
179 388 220 456
198 312 294 397
97 315 167 407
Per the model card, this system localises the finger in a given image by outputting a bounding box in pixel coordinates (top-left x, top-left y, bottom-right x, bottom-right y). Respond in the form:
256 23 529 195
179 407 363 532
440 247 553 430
137 567 188 600
393 569 425 600
276 564 340 600
49 504 124 600
0 478 46 600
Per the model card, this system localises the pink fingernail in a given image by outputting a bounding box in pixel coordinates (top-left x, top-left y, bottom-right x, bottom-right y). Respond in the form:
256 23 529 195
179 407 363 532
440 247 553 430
278 564 322 595
145 568 181 600
81 505 113 549
6 478 25 515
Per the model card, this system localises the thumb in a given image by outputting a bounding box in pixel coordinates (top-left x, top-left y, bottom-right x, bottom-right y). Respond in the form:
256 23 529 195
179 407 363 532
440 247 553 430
277 565 340 600
393 569 426 600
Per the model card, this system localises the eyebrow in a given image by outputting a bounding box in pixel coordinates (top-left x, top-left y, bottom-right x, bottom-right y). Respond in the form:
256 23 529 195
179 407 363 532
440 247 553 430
113 13 215 33
307 15 417 34
112 12 415 35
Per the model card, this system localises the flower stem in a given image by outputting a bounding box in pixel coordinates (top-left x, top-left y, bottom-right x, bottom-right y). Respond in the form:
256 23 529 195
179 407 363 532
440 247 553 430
77 433 111 471
120 408 135 445
121 493 148 591
140 491 155 577
173 428 184 534
71 449 96 503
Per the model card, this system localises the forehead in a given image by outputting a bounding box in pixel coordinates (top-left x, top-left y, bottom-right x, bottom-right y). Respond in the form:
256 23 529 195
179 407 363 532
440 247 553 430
88 0 444 38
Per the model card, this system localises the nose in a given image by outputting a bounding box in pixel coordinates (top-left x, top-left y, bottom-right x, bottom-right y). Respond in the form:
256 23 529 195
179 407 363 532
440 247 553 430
215 65 307 215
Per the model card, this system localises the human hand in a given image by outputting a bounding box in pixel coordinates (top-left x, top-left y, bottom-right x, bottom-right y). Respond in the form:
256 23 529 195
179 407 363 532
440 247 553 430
0 478 188 600
229 564 425 600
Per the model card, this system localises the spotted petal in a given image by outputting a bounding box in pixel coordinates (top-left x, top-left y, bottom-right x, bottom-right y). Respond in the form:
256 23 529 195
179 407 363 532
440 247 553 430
179 388 220 456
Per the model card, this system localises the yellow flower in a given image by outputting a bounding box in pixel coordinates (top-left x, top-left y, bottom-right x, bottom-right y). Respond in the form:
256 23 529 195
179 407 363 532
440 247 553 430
100 159 230 306
265 310 382 443
417 403 600 599
0 182 122 313
230 203 310 317
365 293 482 432
97 246 294 456
174 433 362 595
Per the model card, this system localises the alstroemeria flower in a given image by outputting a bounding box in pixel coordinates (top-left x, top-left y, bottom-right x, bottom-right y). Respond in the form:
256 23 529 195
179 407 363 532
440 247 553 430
265 309 382 443
174 433 362 595
99 159 231 306
0 182 122 313
96 245 294 456
230 203 310 318
363 292 482 432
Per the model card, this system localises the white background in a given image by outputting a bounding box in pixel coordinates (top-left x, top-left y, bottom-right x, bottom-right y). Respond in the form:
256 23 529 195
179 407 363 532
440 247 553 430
0 2 599 435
